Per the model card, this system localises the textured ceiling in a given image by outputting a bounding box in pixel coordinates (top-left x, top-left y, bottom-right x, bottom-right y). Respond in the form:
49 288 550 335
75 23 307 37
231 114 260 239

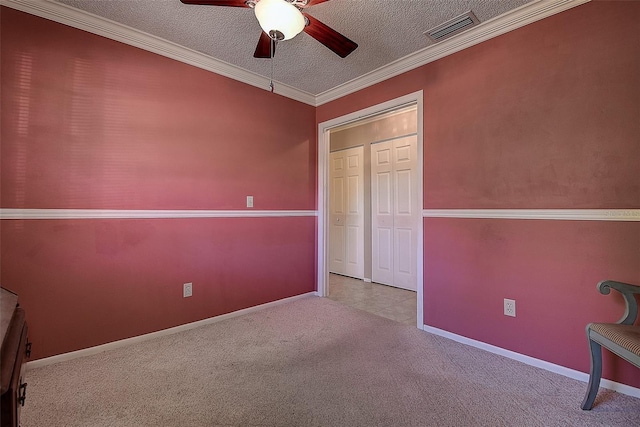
55 0 533 95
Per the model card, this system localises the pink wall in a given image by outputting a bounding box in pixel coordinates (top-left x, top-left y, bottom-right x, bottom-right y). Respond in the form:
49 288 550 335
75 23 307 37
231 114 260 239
2 1 639 392
1 8 316 211
1 8 317 359
318 1 640 388
1 217 315 358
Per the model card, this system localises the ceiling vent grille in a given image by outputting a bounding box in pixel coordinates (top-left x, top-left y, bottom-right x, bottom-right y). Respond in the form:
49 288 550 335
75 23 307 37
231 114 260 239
424 10 480 43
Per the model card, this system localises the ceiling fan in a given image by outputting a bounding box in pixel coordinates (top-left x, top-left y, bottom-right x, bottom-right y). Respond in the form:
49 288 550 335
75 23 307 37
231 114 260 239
180 0 358 58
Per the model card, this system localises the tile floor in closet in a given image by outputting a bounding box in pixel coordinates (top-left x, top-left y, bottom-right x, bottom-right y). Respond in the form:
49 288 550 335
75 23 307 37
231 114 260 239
327 273 417 326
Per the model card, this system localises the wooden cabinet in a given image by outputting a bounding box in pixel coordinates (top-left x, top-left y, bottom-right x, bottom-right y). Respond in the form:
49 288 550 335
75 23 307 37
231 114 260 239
1 288 30 427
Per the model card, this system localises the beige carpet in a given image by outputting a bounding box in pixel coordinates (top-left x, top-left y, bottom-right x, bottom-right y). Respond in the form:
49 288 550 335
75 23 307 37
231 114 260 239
21 296 640 426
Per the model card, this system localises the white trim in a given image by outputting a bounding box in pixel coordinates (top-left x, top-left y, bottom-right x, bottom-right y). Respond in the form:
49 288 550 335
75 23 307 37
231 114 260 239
4 209 634 221
0 0 315 106
331 104 417 133
0 208 317 219
422 324 640 399
27 292 317 369
0 0 589 106
315 0 591 105
317 126 330 297
416 95 425 330
317 94 423 133
423 209 640 222
317 91 424 332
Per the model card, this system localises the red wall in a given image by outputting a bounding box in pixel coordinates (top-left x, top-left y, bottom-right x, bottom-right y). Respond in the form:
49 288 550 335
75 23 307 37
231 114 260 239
318 1 640 388
1 8 317 359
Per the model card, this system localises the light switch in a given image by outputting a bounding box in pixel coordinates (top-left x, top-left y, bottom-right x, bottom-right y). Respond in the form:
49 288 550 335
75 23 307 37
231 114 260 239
246 196 254 208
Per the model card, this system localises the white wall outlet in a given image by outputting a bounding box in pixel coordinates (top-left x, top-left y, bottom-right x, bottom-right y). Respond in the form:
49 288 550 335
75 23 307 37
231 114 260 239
183 282 193 298
504 298 516 317
246 195 254 208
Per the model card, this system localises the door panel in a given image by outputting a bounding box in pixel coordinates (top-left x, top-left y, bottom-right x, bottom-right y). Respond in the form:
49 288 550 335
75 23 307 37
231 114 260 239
346 225 361 275
348 175 359 213
330 225 345 268
394 227 413 288
371 135 418 290
375 227 393 284
332 177 344 213
371 141 393 285
329 157 346 274
376 172 392 215
395 169 412 214
329 146 364 279
396 145 411 162
372 141 393 286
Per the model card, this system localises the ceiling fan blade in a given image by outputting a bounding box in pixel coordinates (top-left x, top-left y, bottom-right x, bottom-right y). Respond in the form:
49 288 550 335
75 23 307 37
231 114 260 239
303 13 357 58
305 0 332 6
179 0 250 7
254 31 275 58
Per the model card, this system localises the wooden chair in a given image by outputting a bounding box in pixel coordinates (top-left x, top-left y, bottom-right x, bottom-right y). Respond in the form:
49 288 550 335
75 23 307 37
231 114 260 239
581 280 640 410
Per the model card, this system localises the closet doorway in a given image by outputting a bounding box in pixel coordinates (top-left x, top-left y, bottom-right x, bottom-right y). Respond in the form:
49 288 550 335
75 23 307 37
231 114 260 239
320 92 423 327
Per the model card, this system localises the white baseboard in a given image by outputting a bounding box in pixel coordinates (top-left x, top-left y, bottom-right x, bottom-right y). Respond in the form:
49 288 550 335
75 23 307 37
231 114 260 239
422 324 640 399
27 292 317 369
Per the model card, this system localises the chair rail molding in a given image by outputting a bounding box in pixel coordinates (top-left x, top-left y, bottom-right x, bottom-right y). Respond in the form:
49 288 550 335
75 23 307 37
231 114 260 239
0 209 318 220
422 209 640 222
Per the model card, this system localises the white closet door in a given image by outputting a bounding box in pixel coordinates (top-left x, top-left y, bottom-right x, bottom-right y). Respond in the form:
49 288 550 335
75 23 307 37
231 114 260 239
329 146 364 279
391 136 418 290
371 142 394 286
371 136 418 290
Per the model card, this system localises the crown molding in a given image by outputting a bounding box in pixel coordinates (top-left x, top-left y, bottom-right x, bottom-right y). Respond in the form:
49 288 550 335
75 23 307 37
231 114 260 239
0 0 316 106
423 209 640 222
315 0 591 106
1 0 589 107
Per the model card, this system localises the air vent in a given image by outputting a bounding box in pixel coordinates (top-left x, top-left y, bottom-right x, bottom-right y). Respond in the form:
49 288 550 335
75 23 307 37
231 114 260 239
424 10 480 43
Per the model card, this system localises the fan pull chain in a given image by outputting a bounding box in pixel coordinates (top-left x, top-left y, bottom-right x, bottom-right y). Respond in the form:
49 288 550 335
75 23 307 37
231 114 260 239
269 37 275 93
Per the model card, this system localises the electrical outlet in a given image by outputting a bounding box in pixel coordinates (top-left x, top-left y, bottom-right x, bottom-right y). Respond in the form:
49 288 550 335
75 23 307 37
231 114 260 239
504 298 516 317
246 196 254 208
183 282 193 298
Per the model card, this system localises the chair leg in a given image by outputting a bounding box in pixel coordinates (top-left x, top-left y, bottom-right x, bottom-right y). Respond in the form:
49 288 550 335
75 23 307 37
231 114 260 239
581 338 602 410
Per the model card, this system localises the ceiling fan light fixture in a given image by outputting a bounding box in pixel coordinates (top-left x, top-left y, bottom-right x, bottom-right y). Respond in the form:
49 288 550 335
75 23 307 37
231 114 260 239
254 0 305 41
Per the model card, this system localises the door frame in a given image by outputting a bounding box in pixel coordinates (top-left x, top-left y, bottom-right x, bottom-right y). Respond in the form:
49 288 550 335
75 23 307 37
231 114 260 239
317 91 424 329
